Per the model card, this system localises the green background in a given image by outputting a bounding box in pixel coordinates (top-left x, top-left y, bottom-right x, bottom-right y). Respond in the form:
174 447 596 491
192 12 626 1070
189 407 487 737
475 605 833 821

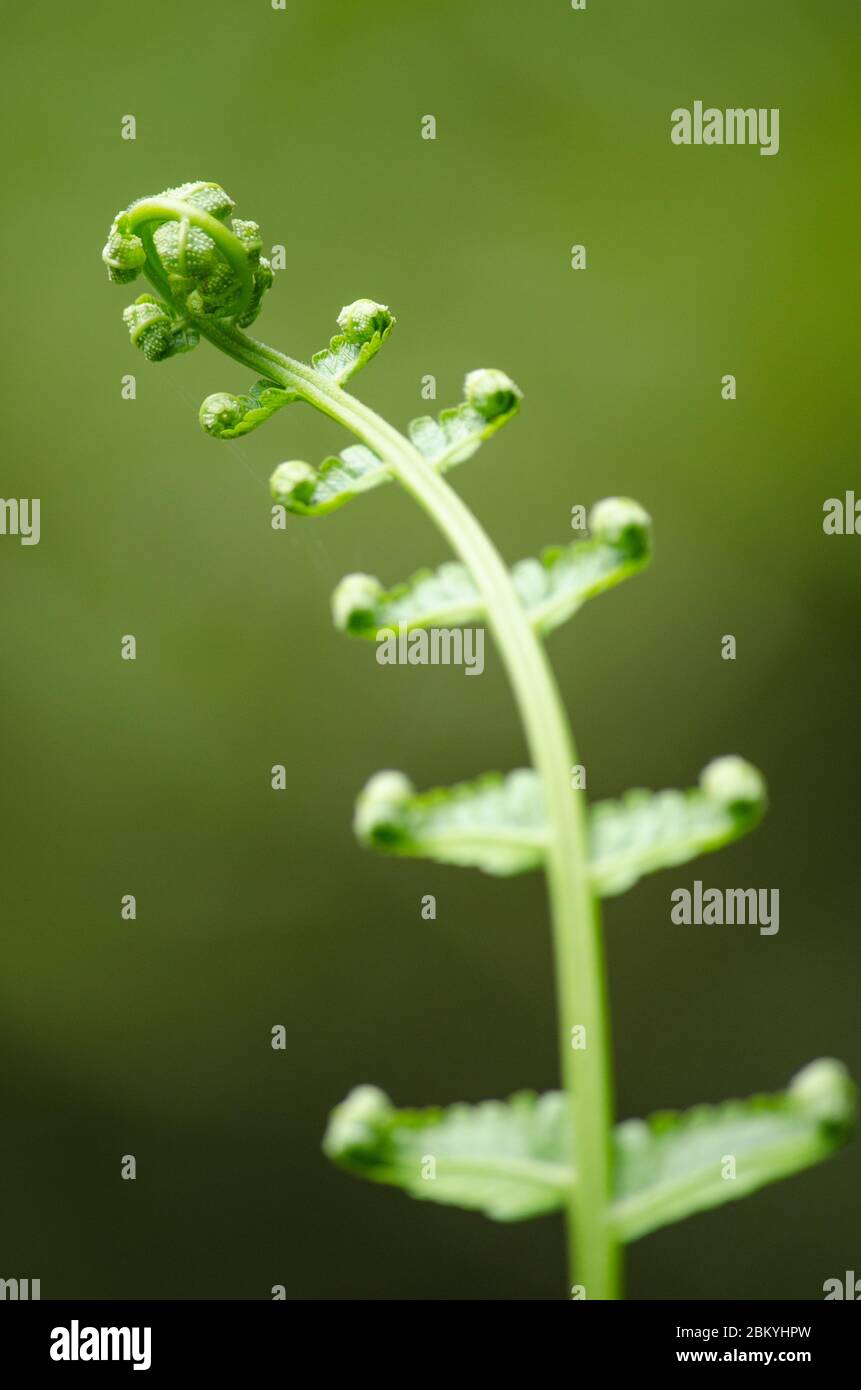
1 0 858 1299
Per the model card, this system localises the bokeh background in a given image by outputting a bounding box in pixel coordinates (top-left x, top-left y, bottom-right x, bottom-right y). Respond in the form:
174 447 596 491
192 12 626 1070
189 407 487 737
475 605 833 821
1 0 858 1299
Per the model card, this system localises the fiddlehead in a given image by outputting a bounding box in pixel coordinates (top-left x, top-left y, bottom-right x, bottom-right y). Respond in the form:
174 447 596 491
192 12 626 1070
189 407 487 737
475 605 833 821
102 189 395 438
198 381 296 439
102 181 275 363
122 295 199 362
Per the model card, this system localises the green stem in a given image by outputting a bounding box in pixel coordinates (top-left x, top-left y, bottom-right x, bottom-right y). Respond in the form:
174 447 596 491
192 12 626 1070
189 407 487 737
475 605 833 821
202 318 621 1299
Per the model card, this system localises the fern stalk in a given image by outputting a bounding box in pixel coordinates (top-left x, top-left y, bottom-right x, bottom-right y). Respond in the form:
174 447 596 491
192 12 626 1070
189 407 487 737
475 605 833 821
209 323 618 1295
103 183 854 1300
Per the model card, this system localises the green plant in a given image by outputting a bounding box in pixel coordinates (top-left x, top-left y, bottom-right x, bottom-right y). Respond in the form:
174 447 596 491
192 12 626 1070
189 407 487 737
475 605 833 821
103 181 855 1299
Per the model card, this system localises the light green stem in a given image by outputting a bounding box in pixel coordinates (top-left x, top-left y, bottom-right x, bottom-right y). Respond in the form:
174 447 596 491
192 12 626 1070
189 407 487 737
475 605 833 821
201 318 621 1299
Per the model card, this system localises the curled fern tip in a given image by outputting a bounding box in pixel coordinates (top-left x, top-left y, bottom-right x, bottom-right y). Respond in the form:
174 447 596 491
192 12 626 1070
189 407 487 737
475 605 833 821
102 180 274 357
464 368 522 421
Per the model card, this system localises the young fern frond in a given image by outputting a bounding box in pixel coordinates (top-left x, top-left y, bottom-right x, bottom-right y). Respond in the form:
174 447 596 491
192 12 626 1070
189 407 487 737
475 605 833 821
407 370 523 464
311 298 395 384
331 496 651 637
200 379 296 440
323 1060 855 1238
351 756 766 886
268 375 522 516
103 181 855 1301
198 301 395 440
354 769 548 877
270 445 393 516
589 755 766 896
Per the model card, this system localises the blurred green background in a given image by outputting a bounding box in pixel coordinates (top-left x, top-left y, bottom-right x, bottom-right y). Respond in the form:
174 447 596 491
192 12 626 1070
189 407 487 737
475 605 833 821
1 0 858 1299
